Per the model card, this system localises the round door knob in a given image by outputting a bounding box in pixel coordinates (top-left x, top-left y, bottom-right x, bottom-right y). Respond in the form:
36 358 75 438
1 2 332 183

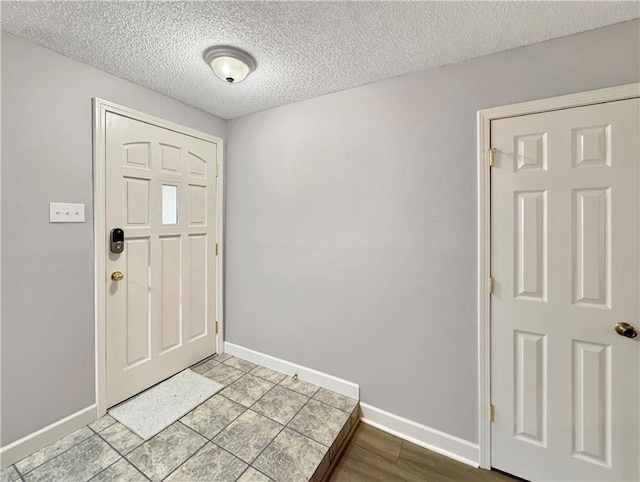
614 322 637 338
111 271 124 282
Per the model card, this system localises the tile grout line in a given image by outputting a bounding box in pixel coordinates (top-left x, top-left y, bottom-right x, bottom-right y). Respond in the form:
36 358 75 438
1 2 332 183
93 406 230 482
191 360 221 376
161 417 284 480
14 426 103 480
277 377 320 398
231 355 358 413
230 356 360 411
217 381 299 429
14 428 95 477
249 466 274 482
221 357 258 373
203 373 318 479
185 398 248 442
208 438 254 466
311 390 359 414
112 418 204 481
157 370 323 482
277 380 318 397
187 362 256 434
234 464 273 482
210 364 357 438
246 416 298 473
250 372 287 385
246 365 288 385
211 355 357 413
156 422 209 482
204 380 286 470
216 373 276 409
201 367 244 386
215 363 353 453
93 429 151 482
19 431 126 482
246 391 323 478
234 466 252 482
274 391 358 476
12 464 25 482
310 395 357 415
285 424 332 449
86 455 149 482
14 355 352 482
245 376 280 410
89 417 118 433
185 413 261 466
92 422 142 457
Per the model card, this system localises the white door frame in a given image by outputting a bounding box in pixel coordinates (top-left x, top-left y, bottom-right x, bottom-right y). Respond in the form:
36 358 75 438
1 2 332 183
92 98 225 417
476 82 640 469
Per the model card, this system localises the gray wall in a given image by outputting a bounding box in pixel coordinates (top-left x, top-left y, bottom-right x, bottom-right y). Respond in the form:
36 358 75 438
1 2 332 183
2 19 639 449
226 20 640 443
0 32 227 446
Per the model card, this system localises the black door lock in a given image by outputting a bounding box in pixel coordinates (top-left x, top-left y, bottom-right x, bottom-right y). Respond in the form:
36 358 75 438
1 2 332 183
110 228 124 254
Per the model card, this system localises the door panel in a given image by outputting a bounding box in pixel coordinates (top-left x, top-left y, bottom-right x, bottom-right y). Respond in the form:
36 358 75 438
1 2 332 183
573 188 609 307
513 330 546 446
188 233 207 340
124 237 151 367
160 235 181 352
491 99 639 481
106 113 218 407
571 340 609 467
514 190 546 300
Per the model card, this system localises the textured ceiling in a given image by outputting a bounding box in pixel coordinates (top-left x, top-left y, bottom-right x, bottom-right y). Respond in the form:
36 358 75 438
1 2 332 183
2 1 638 119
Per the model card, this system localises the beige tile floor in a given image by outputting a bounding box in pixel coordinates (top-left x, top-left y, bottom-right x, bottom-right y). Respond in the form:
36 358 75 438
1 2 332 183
1 354 359 482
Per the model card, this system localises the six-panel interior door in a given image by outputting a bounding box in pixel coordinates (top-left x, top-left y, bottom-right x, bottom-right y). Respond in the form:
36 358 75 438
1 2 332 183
105 112 218 407
490 99 639 481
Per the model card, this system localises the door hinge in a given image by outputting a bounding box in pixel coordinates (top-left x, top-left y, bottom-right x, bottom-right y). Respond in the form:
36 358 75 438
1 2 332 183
489 276 495 294
215 243 219 256
215 321 219 334
490 404 495 423
214 164 219 177
488 148 496 167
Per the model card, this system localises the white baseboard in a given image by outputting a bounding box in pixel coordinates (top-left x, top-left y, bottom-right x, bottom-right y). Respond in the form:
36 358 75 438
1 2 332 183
223 342 359 400
360 402 479 468
0 405 97 469
223 343 480 468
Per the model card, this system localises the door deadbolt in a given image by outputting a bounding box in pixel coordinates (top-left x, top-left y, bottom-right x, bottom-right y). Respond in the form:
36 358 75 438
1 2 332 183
110 228 124 254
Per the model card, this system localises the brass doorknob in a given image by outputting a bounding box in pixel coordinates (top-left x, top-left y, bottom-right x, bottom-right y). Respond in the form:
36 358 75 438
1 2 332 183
111 271 124 282
614 322 637 338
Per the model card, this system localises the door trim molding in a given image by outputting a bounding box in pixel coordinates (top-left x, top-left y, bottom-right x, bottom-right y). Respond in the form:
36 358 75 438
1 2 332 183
93 98 225 417
476 82 640 469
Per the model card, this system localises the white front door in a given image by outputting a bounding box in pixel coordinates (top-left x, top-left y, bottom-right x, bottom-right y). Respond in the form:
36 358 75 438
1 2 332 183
491 99 639 481
105 112 219 407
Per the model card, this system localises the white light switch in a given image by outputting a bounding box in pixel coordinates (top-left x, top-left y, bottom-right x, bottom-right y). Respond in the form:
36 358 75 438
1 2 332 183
50 203 85 223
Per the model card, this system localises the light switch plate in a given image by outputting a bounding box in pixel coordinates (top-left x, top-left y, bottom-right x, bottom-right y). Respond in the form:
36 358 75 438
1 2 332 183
50 203 85 223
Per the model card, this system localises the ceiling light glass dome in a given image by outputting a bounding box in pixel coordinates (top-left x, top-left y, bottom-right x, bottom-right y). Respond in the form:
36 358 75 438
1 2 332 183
203 46 257 84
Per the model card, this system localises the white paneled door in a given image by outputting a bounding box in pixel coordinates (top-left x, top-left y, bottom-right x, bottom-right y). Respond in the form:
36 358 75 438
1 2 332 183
105 112 219 407
491 99 639 481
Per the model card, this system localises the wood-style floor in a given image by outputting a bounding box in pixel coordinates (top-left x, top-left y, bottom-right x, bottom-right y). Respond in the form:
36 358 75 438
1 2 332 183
328 423 518 482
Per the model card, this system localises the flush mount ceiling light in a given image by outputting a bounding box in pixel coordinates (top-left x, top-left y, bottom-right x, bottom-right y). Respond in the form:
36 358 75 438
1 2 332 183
203 45 257 84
